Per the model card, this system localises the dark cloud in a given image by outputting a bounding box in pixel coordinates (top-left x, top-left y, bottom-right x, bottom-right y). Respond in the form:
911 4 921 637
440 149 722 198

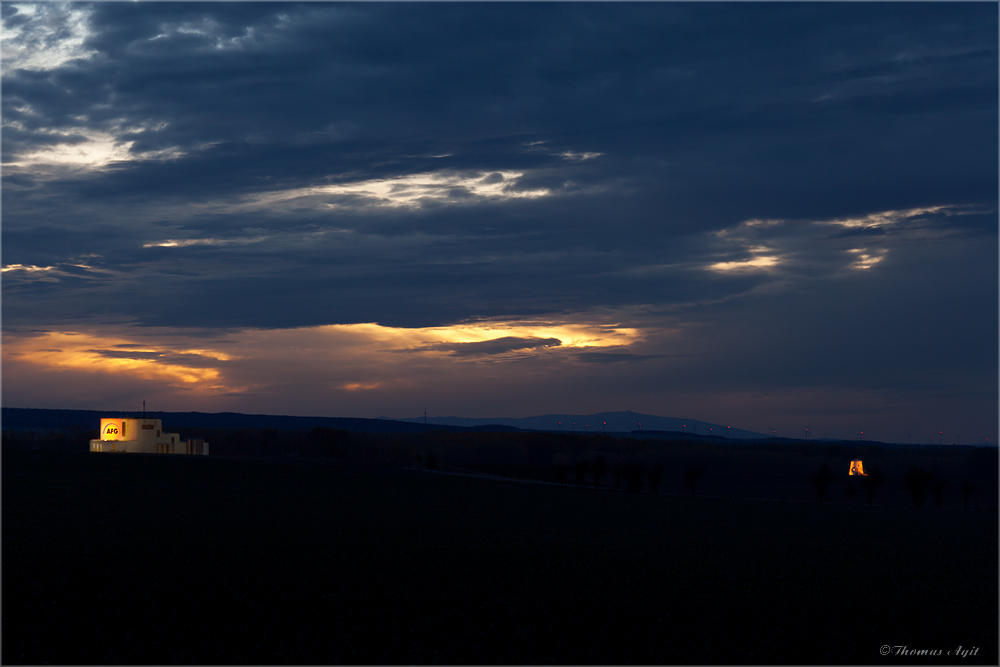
833 226 887 238
86 348 227 367
2 3 996 441
402 337 562 357
574 353 666 365
88 349 162 361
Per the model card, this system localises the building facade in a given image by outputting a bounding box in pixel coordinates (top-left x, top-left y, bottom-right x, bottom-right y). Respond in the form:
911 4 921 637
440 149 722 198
89 418 208 455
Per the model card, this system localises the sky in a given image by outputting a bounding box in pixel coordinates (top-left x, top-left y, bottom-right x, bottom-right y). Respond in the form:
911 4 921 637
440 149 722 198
2 2 997 444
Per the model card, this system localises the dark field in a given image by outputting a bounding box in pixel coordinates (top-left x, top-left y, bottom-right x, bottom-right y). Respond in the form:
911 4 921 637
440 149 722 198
4 449 997 664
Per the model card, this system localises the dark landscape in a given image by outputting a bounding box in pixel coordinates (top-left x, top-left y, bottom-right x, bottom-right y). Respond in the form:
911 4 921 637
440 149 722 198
3 416 997 665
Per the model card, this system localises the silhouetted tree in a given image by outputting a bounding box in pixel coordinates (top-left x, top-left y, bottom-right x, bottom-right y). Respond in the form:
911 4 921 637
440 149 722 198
931 473 947 509
624 461 645 493
425 453 438 471
575 459 590 485
555 463 568 486
812 463 834 503
844 480 856 504
684 464 704 496
613 461 623 491
961 479 975 509
647 463 664 494
592 455 609 490
904 467 933 508
861 467 884 506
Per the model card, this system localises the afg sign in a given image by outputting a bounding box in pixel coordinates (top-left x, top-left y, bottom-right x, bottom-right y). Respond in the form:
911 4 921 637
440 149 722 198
101 419 124 440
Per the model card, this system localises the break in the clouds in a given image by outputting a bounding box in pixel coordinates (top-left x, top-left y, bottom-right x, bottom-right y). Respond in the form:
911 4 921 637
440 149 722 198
2 2 997 443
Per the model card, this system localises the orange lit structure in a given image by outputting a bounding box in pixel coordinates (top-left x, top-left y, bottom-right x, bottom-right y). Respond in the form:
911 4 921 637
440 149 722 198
848 460 866 476
89 418 208 455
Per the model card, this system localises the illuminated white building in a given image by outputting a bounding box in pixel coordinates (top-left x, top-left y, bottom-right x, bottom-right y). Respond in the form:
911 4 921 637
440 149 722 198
89 418 208 455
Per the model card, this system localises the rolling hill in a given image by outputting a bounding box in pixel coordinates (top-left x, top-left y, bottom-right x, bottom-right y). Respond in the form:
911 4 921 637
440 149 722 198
393 410 766 439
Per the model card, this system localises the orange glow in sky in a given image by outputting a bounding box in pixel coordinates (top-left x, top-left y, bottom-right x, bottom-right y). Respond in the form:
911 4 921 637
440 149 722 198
2 316 647 410
4 330 229 386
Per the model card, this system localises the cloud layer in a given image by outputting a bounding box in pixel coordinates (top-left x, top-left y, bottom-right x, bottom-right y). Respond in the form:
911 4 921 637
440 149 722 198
2 3 996 442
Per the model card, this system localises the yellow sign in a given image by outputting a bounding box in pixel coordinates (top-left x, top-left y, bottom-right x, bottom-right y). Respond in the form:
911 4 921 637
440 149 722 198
101 419 125 441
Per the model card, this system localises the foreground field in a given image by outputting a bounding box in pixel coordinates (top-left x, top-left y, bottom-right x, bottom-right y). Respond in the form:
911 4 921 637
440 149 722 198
4 449 996 664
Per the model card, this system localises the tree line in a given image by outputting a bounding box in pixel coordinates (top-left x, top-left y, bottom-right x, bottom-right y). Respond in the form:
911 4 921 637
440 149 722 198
4 424 993 509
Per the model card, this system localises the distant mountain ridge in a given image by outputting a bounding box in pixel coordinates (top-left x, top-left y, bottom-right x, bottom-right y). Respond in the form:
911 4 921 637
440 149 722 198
0 407 517 435
393 410 767 440
8 407 978 447
5 407 764 439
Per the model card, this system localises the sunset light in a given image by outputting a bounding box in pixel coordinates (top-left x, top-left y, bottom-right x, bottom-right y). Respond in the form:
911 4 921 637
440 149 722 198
234 170 553 213
1 263 57 273
709 255 780 273
847 248 887 270
4 331 229 386
1 316 649 411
